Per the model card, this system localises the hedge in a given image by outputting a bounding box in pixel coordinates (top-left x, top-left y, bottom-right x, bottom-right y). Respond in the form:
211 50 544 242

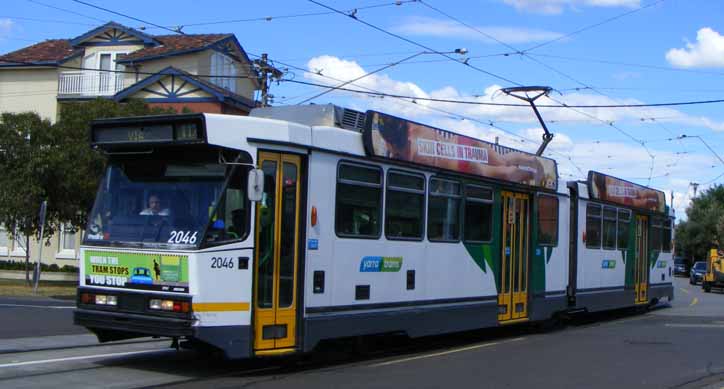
0 260 78 273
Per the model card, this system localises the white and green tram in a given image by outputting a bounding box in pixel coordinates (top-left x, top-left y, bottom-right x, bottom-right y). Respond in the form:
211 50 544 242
75 105 674 359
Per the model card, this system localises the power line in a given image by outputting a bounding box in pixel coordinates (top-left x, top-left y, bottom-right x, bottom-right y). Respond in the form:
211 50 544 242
282 70 724 109
307 0 522 86
254 52 586 175
528 53 724 77
0 15 96 27
171 0 419 28
25 0 106 23
411 0 662 182
522 0 667 53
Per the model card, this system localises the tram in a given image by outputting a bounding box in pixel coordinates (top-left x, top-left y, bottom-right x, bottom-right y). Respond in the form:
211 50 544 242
74 104 674 358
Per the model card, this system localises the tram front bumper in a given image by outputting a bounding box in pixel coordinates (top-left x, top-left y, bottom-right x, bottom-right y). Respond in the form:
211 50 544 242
74 308 194 339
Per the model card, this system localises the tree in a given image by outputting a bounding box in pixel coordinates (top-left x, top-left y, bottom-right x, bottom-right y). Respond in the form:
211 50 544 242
0 112 53 282
675 184 724 266
0 99 177 284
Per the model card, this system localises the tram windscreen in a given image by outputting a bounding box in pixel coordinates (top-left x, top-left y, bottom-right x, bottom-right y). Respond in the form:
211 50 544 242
84 162 227 247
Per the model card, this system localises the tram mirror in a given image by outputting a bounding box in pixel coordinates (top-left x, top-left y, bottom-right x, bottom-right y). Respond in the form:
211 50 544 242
247 168 265 202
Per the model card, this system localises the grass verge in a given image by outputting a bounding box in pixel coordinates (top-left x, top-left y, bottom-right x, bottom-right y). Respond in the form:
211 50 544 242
0 278 77 299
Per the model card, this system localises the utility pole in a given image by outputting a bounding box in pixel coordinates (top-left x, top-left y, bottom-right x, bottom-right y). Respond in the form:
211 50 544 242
690 182 699 197
254 53 283 107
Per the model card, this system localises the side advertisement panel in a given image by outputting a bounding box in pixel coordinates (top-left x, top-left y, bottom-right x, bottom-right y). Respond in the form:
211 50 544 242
363 110 558 190
84 250 189 293
588 171 665 213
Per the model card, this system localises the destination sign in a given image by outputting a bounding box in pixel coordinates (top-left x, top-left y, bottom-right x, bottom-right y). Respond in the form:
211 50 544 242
91 116 204 147
363 110 558 190
588 171 666 213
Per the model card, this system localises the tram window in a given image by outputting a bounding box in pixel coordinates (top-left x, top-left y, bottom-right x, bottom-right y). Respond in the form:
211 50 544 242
335 163 382 238
662 218 672 252
205 166 249 244
602 207 617 250
464 185 493 243
650 218 663 252
617 209 631 249
385 171 425 240
537 194 558 246
586 203 602 249
428 177 461 242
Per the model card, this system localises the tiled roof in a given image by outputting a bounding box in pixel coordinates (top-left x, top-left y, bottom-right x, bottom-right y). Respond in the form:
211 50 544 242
117 34 233 62
0 39 81 66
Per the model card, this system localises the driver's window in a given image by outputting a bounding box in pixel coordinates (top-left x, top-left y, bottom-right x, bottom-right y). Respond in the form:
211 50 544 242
205 167 249 244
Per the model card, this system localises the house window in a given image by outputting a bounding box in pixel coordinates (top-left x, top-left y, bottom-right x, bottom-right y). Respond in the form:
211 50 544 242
211 52 238 93
0 226 8 256
57 225 78 259
11 228 26 257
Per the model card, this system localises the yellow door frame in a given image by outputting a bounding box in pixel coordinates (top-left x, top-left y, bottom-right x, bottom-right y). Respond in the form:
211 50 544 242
498 191 530 323
253 151 301 353
634 215 649 305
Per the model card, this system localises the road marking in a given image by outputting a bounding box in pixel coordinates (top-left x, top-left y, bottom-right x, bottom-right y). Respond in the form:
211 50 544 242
369 337 525 367
665 324 724 329
0 348 170 368
690 297 699 306
0 304 74 309
679 288 690 294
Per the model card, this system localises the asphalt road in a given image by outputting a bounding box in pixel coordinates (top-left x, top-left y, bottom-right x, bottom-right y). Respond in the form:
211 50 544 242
0 296 84 339
0 277 722 389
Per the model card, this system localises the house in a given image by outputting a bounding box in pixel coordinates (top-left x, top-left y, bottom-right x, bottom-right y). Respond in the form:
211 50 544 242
0 22 260 267
0 21 260 122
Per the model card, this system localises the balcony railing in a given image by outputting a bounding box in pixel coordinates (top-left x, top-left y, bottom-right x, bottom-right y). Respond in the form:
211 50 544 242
58 71 125 97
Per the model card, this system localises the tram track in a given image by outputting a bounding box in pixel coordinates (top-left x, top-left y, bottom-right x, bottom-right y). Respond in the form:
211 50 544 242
0 304 670 389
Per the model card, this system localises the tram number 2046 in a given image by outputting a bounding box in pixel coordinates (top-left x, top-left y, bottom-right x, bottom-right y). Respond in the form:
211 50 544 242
211 257 235 269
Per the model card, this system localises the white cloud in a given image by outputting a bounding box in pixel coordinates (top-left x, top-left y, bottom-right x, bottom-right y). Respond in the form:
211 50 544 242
502 0 640 14
0 18 13 39
666 27 724 68
304 55 724 133
392 16 563 44
302 55 724 218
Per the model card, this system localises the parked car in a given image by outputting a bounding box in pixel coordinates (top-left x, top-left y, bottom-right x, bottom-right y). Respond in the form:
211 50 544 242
690 261 707 285
674 260 687 276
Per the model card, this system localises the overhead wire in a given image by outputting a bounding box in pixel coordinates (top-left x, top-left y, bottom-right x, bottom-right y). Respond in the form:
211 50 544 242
25 0 107 23
169 0 420 28
417 0 673 184
306 0 522 86
521 0 667 53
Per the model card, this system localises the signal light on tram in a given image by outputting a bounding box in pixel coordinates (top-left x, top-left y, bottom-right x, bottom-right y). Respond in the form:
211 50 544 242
149 299 190 313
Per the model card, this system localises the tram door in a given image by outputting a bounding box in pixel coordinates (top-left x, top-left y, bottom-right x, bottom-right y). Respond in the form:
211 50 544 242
498 191 530 322
253 152 302 353
634 215 649 304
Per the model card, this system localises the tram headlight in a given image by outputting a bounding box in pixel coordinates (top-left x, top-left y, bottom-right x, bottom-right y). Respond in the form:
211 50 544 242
149 299 163 310
93 294 117 306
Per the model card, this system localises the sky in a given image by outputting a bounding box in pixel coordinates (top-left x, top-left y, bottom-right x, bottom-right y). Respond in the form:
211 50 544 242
2 0 724 220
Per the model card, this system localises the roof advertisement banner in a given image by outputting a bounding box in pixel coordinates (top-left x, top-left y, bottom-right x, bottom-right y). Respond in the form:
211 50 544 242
588 171 666 213
363 111 558 190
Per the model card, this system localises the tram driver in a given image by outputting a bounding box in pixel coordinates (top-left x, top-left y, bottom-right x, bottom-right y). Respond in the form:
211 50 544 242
139 193 170 216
